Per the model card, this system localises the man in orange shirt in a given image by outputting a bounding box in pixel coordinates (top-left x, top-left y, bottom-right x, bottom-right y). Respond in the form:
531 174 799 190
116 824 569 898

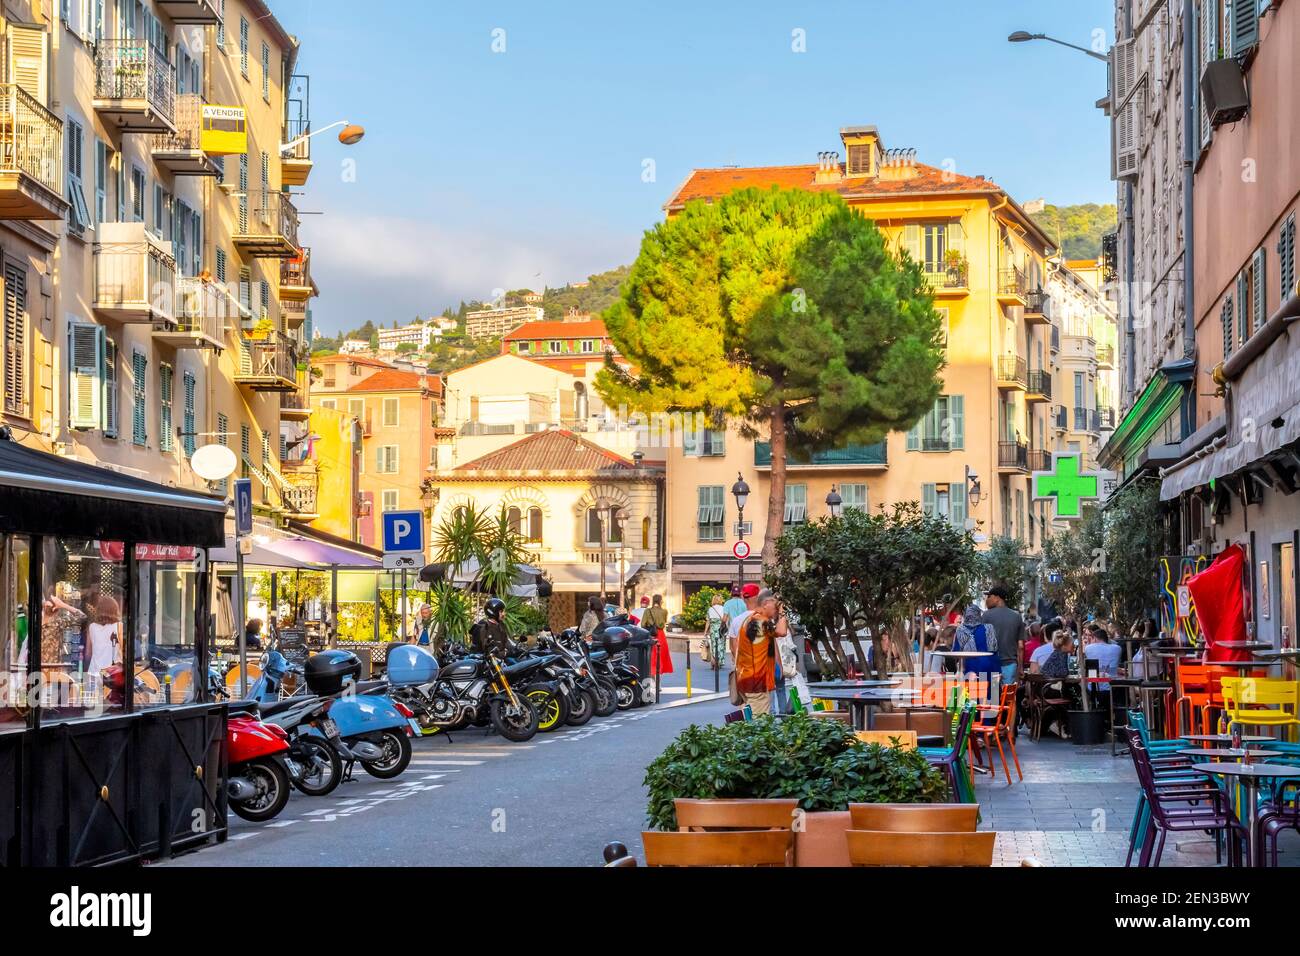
735 590 789 715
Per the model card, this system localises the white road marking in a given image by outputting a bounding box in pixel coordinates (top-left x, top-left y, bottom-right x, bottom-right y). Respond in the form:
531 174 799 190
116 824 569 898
265 819 300 828
408 759 483 766
228 832 258 840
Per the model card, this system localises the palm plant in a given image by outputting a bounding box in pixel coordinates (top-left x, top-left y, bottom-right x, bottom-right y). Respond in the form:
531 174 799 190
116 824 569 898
428 582 472 648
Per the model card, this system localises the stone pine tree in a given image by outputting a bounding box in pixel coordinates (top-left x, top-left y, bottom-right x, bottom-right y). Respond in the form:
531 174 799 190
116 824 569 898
598 187 946 561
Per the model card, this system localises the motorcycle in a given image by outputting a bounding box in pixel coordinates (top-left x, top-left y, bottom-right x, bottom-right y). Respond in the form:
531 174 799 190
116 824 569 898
388 644 539 742
225 709 294 822
586 623 654 708
541 629 616 720
253 694 345 797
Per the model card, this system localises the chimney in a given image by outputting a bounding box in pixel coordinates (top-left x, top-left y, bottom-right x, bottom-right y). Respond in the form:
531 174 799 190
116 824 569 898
879 147 920 181
814 149 843 184
840 125 883 179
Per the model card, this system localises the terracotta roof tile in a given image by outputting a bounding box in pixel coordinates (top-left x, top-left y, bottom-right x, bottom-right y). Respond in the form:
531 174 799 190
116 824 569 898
348 369 439 393
504 318 609 340
315 353 392 368
665 162 997 210
453 429 636 473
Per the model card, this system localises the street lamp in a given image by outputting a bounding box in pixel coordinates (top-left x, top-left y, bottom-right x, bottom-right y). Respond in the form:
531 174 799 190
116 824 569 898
965 465 982 509
612 507 628 607
1007 31 1108 61
826 485 843 517
279 119 367 155
731 473 751 587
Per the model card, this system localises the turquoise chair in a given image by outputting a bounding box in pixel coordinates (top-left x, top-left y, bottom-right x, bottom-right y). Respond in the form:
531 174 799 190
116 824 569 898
919 701 977 804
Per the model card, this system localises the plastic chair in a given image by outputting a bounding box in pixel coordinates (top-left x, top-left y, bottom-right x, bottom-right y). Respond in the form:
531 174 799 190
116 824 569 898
1221 677 1300 737
919 703 976 803
971 682 1022 784
1127 708 1189 754
1174 663 1215 737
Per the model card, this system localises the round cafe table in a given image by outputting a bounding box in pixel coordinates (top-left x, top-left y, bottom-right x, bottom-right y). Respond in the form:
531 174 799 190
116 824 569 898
1181 733 1276 746
1190 762 1300 866
804 686 919 730
1178 748 1283 761
1214 641 1273 651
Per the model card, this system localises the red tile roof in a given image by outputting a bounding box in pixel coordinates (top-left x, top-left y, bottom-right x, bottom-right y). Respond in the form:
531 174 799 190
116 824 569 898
452 429 638 474
503 318 609 341
665 162 997 210
348 369 441 394
316 354 392 368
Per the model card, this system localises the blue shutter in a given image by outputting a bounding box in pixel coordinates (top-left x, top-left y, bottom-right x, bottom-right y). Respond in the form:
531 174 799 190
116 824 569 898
131 349 147 445
1230 0 1259 54
906 421 920 451
950 395 965 450
159 363 173 452
921 483 936 516
182 370 196 456
951 481 966 529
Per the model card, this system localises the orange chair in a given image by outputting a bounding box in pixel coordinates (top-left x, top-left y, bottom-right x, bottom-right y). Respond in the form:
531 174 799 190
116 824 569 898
971 682 1023 784
642 830 793 867
845 830 995 867
1174 663 1215 736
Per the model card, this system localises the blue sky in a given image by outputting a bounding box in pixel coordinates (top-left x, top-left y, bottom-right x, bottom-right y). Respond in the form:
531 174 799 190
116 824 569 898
275 0 1115 336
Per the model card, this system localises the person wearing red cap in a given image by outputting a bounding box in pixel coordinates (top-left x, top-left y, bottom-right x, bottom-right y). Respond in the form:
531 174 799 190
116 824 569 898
727 583 762 661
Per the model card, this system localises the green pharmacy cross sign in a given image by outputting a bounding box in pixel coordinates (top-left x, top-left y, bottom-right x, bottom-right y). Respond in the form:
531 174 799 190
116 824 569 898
1032 453 1101 519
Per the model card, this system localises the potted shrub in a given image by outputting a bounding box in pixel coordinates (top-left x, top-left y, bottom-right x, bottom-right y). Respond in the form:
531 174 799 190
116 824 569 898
644 713 947 866
944 249 969 285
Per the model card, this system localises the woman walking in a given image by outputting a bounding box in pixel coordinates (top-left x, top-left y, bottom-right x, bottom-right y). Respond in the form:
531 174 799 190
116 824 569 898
704 593 728 669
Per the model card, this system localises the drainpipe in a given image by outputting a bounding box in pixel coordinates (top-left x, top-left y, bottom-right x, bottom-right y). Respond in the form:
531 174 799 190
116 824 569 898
1182 0 1197 430
1121 1 1138 408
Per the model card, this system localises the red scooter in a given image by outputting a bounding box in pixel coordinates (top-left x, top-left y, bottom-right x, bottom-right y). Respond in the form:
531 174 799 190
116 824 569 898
226 711 294 822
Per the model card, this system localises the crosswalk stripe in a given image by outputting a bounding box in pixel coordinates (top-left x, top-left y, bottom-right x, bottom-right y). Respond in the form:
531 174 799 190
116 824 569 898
408 759 483 766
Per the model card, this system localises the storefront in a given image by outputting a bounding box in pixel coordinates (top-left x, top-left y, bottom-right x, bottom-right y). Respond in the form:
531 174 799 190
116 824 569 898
0 438 227 865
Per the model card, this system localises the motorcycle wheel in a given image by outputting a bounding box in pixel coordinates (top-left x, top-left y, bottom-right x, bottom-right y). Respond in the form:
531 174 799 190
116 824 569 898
636 679 656 706
565 688 596 726
361 729 413 779
230 757 291 822
291 737 343 796
490 696 539 742
591 679 618 717
615 682 636 710
527 686 567 732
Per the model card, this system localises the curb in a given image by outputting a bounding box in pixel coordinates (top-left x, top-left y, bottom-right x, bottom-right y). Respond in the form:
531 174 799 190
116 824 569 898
656 691 729 709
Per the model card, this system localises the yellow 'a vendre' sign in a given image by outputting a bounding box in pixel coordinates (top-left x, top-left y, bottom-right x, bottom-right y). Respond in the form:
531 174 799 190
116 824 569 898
201 105 247 155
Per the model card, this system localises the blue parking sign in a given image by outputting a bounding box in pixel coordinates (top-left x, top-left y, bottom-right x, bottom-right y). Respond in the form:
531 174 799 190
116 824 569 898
382 510 424 555
234 478 253 536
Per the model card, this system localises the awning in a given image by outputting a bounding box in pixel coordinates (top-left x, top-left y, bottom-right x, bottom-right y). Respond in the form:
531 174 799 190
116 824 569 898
0 438 226 545
671 553 753 582
262 536 382 569
544 561 645 591
1160 417 1300 500
210 540 314 568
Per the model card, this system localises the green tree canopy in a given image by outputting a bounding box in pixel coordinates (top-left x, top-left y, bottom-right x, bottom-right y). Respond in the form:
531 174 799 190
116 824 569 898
1029 203 1118 260
598 187 945 558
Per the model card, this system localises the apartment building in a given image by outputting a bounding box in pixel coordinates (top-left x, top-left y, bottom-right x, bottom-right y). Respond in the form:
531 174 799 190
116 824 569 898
500 312 615 373
1158 0 1300 644
1100 0 1195 487
657 124 1061 608
1048 262 1121 473
0 0 321 530
464 304 542 340
376 320 434 351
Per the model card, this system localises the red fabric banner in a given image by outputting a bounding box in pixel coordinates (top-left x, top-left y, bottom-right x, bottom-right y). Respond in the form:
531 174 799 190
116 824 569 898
1186 544 1250 662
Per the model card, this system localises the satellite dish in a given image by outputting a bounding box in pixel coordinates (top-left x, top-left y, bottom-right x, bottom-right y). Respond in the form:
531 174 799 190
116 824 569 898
191 443 238 482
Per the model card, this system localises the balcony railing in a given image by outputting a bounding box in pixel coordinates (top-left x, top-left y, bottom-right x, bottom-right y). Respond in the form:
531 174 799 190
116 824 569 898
1024 288 1050 317
280 472 318 516
996 354 1027 387
754 441 888 467
150 94 218 175
93 223 176 324
0 84 63 216
280 247 313 298
998 440 1029 470
1097 344 1116 368
237 332 298 390
921 437 952 453
1073 406 1100 433
156 275 225 348
1026 369 1052 399
93 39 175 129
1053 405 1068 430
1028 449 1052 473
921 262 969 292
998 266 1027 299
235 190 300 257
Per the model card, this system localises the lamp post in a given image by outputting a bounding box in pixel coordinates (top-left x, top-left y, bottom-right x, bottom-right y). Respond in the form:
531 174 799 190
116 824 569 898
1006 31 1108 61
965 466 982 513
612 507 627 607
826 485 843 517
731 473 750 587
278 120 367 155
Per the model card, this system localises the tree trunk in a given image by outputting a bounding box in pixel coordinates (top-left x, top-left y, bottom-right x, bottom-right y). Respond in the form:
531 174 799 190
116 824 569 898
889 618 913 671
761 402 788 567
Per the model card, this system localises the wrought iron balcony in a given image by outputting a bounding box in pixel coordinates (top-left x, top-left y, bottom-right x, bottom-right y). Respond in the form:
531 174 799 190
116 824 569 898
921 437 952 453
1028 449 1052 473
1053 405 1068 431
236 331 298 391
921 260 969 294
998 266 1028 301
1024 288 1051 324
280 384 311 421
998 439 1029 471
234 190 300 258
92 223 176 325
1097 344 1116 368
93 39 175 133
754 441 888 468
281 118 313 187
1026 369 1052 401
151 94 219 176
0 84 65 220
153 276 225 350
996 354 1028 389
1073 406 1100 433
280 247 314 301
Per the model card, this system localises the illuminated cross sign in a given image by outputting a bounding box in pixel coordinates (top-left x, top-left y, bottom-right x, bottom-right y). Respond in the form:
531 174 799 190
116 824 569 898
1032 453 1101 519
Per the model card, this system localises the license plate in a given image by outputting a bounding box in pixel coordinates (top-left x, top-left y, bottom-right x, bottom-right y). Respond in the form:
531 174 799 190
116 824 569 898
320 719 339 738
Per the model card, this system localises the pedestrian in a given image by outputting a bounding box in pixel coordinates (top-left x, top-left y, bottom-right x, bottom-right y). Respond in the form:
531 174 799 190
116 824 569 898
703 592 728 667
628 595 651 626
727 583 761 660
953 604 998 699
244 617 264 651
1022 621 1047 670
639 594 674 676
982 585 1026 688
578 595 605 641
735 589 788 716
722 584 747 625
409 603 435 646
84 595 122 695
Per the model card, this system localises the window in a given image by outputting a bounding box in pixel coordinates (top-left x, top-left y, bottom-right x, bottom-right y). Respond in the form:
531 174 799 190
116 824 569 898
94 139 108 225
182 371 196 456
641 515 651 550
260 280 270 320
131 166 145 222
549 340 561 354
382 490 399 513
3 264 27 417
238 268 251 316
922 482 967 529
261 42 270 99
581 339 594 353
907 395 964 451
506 507 523 536
784 484 808 526
1279 213 1296 302
584 508 622 545
68 322 103 429
319 398 336 409
159 363 173 452
216 248 227 285
528 507 543 544
1221 298 1235 359
684 425 725 457
902 221 965 274
383 397 399 427
377 445 399 473
239 16 249 77
348 398 365 421
131 349 147 446
516 341 530 354
65 118 90 235
697 485 725 541
841 483 867 512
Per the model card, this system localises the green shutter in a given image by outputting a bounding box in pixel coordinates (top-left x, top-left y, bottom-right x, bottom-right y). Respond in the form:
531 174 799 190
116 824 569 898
68 322 103 429
1253 248 1267 332
950 395 965 450
922 483 936 516
906 422 920 451
951 482 967 529
102 338 118 437
131 349 147 445
182 370 196 456
1230 0 1259 54
159 363 173 452
1237 270 1250 342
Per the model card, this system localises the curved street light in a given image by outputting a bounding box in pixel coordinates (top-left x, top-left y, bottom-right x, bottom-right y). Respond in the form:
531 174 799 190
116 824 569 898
279 119 367 155
1007 31 1108 61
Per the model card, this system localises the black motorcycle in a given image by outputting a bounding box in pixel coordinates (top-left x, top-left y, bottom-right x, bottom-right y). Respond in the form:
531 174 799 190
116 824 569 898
389 646 540 742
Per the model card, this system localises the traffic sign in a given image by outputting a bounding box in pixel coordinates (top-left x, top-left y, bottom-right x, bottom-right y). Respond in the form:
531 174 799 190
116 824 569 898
234 478 253 536
382 510 424 569
732 540 751 561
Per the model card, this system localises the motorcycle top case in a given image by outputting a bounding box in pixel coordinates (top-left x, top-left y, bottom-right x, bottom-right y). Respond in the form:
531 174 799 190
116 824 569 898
591 628 631 654
304 649 363 695
386 644 438 686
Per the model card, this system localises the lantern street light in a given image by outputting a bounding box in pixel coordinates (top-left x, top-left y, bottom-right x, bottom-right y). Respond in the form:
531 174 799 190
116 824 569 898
826 485 843 517
731 473 751 588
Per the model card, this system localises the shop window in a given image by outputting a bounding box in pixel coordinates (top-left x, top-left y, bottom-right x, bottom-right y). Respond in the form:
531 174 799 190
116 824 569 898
0 535 32 728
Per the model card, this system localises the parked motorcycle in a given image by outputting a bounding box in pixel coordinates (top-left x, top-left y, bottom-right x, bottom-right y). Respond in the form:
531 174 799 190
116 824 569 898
387 644 539 742
225 710 294 822
542 629 616 720
254 694 345 797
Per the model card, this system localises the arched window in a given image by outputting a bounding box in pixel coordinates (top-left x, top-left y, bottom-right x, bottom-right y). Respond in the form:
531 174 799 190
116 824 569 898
585 508 624 545
641 515 651 551
527 507 543 544
506 507 522 536
574 381 588 421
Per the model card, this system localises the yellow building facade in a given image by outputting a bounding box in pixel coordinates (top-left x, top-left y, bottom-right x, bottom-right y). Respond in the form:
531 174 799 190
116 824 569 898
659 125 1071 609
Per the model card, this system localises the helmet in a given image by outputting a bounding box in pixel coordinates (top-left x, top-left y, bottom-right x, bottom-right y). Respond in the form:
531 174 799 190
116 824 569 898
483 597 506 622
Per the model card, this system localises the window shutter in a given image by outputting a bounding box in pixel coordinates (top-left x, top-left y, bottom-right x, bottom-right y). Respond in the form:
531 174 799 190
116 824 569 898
1252 248 1267 333
681 426 698 456
3 263 27 416
1230 0 1259 54
951 482 967 529
1199 0 1216 146
902 224 921 262
182 370 196 456
1278 215 1296 301
1237 270 1250 342
68 322 103 429
949 395 965 450
906 422 920 451
921 483 936 516
159 363 174 452
131 349 147 445
946 221 965 258
1222 299 1234 358
8 25 49 103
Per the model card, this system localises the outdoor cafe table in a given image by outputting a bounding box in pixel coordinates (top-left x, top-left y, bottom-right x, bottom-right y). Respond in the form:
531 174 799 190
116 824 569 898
1182 733 1276 745
1215 641 1273 651
805 686 920 730
1178 748 1284 761
1190 762 1300 866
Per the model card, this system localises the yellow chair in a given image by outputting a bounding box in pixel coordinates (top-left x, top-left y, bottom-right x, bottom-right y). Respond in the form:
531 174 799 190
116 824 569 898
1221 677 1300 739
854 730 918 750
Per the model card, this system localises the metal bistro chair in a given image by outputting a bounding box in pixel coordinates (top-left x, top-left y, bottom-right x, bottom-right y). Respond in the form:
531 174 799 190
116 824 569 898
971 681 1022 784
918 702 977 803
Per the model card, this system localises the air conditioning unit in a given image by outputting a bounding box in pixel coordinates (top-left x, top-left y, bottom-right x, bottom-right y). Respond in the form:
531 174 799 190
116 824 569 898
1201 57 1249 127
